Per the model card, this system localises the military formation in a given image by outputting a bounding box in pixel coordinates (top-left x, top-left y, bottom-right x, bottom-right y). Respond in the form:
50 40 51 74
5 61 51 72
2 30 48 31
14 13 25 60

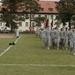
35 27 75 55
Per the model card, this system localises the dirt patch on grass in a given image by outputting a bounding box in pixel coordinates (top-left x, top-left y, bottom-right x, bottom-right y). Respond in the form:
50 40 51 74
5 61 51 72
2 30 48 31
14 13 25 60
0 35 14 38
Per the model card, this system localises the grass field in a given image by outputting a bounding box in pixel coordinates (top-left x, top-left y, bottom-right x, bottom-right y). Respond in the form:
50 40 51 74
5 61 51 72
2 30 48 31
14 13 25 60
0 33 16 53
0 34 75 75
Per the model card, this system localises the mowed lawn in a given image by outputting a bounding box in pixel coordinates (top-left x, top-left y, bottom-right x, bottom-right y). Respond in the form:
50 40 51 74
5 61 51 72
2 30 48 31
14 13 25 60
0 33 16 53
0 34 75 75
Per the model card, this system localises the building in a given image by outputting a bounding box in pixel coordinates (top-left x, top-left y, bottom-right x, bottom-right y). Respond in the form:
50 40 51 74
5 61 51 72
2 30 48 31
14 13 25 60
0 1 69 32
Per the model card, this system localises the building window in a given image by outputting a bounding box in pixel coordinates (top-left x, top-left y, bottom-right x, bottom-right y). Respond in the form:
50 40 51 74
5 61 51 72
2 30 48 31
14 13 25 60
48 8 53 11
41 8 44 11
31 14 34 19
26 14 29 19
38 15 41 17
45 15 47 18
32 22 34 27
19 22 22 27
51 15 53 19
25 22 28 27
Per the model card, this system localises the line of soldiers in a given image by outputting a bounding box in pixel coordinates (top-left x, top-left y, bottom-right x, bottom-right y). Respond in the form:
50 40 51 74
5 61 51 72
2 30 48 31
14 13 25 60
35 27 75 55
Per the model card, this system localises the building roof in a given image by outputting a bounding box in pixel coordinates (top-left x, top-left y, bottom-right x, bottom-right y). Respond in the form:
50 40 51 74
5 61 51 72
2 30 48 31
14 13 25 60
38 1 58 14
0 1 58 14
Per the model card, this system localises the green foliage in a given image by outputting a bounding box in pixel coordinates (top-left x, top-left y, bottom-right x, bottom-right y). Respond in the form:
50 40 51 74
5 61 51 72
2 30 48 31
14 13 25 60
71 15 75 28
2 0 41 13
34 16 46 27
55 0 75 29
1 0 41 31
54 19 62 27
2 0 26 12
14 14 26 21
1 8 18 31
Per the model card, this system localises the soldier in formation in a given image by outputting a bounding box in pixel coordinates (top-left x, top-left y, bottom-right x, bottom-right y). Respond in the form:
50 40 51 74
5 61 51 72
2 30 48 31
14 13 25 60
35 26 75 55
42 26 51 49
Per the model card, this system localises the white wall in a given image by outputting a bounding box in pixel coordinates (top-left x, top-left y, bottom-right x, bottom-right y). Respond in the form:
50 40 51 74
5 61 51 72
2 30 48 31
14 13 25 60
19 19 30 32
0 14 69 32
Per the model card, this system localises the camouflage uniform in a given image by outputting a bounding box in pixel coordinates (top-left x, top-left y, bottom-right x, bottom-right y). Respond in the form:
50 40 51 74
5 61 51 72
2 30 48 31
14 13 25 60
56 30 60 49
72 31 75 53
68 30 73 51
42 27 51 49
35 28 39 37
50 30 55 48
64 30 69 50
59 30 65 49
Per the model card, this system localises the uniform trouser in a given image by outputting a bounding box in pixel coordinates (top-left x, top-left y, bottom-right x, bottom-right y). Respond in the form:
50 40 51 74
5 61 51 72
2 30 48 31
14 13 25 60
60 38 65 47
65 38 68 49
16 34 19 38
36 33 38 37
69 40 73 52
52 38 55 47
56 38 60 48
54 38 58 47
51 38 59 48
44 38 50 47
36 33 40 37
73 41 75 52
39 34 42 39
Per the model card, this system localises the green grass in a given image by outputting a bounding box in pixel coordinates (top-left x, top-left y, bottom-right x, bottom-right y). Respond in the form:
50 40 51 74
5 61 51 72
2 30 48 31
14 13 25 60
0 34 75 75
0 33 16 53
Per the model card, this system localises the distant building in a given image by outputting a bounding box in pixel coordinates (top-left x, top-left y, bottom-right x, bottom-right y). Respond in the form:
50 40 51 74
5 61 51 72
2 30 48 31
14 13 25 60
0 1 69 32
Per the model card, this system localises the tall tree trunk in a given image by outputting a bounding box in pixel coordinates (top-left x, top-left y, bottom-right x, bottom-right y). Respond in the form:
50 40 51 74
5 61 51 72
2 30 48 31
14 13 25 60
62 22 65 28
69 20 71 30
10 24 14 33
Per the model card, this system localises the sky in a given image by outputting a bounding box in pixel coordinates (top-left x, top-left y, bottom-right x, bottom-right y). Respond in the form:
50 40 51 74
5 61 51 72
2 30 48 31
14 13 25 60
0 0 2 5
0 0 60 1
40 0 60 1
0 0 60 5
0 0 60 2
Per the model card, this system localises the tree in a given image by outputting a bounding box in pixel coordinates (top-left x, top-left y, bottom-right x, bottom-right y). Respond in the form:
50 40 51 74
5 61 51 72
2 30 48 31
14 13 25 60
1 8 18 32
54 19 62 28
34 16 46 27
1 0 25 32
1 0 41 32
24 0 41 31
71 15 75 28
55 0 75 29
